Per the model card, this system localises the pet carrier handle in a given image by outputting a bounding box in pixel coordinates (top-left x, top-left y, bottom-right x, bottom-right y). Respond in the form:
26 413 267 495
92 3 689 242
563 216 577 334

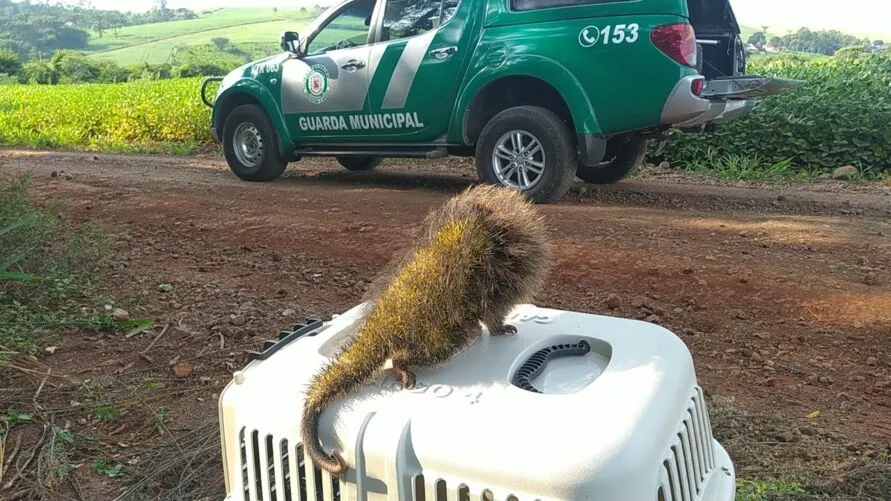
512 339 592 393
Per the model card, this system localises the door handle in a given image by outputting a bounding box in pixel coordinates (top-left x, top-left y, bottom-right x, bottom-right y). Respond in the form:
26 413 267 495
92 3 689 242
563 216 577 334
428 46 458 60
341 59 366 71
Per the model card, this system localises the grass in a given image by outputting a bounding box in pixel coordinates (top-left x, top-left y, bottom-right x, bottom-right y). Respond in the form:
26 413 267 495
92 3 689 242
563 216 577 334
709 395 891 501
0 173 122 355
666 144 880 183
88 19 312 66
0 78 212 155
83 8 314 62
682 150 817 182
737 479 807 501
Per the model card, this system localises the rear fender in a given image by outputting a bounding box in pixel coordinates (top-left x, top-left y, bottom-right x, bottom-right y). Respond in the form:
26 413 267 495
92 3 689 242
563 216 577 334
449 55 603 144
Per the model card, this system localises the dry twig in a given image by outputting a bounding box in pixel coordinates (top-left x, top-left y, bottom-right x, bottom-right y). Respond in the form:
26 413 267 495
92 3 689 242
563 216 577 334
140 323 170 356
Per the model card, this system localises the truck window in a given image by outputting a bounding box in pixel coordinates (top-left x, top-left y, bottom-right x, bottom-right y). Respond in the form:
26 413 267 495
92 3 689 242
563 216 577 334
380 0 459 42
307 0 376 55
510 0 630 12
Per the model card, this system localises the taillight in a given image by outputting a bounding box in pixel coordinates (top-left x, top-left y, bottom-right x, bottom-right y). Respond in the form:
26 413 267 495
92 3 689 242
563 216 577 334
691 77 704 96
651 23 697 68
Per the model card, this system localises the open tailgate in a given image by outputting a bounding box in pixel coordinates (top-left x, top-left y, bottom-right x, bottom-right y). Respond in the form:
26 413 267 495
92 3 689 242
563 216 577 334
701 76 805 100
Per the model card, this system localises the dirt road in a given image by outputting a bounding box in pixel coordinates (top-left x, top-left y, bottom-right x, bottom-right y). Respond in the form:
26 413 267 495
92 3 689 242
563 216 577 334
2 148 890 499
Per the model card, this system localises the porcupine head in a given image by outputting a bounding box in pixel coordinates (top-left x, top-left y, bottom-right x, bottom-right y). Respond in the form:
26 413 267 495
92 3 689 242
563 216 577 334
299 184 551 476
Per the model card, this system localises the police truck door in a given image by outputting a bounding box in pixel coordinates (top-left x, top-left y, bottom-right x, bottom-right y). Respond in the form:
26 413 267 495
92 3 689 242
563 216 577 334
361 0 470 142
280 0 376 141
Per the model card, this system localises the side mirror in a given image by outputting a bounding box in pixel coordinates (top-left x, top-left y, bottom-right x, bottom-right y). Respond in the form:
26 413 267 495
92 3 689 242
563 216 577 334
280 31 301 55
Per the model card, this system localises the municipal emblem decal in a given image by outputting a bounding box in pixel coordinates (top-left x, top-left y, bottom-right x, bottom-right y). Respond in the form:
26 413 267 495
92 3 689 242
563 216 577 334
304 64 330 104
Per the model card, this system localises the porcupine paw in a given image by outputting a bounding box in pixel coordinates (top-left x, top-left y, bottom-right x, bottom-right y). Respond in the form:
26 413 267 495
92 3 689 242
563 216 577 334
490 324 518 336
394 367 416 389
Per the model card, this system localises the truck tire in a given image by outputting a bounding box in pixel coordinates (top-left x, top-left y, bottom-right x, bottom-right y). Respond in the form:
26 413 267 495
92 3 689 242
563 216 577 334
575 135 646 185
475 106 576 203
337 156 381 171
222 104 288 182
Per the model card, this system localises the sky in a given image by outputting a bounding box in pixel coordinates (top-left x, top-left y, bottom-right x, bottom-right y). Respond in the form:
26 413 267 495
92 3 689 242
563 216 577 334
48 0 891 38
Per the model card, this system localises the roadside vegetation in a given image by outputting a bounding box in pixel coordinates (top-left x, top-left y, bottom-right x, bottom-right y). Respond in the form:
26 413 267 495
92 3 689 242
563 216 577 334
0 173 125 356
659 50 891 179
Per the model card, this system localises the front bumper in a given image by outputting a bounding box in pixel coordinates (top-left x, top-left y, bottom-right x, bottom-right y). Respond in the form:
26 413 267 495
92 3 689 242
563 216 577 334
660 75 756 128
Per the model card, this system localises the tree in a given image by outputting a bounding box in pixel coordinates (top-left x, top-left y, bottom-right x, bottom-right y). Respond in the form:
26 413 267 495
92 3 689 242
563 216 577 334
747 32 766 49
50 50 99 83
777 27 862 55
22 60 57 84
0 48 22 75
768 36 783 48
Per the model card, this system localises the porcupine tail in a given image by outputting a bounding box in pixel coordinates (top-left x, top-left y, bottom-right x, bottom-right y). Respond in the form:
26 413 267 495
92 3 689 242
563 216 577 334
300 339 387 475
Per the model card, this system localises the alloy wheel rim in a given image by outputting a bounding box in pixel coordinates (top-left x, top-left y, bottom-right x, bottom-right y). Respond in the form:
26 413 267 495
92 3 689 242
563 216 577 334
492 130 546 190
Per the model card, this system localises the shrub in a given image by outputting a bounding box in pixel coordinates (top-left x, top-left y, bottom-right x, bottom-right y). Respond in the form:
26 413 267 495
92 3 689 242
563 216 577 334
174 63 229 78
211 37 230 50
661 52 891 174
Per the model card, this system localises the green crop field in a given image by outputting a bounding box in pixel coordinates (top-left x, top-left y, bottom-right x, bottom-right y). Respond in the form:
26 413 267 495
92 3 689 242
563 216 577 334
0 78 212 154
83 8 317 66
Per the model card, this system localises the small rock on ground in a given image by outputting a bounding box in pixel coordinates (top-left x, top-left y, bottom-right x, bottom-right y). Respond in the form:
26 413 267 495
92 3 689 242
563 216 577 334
172 362 193 378
832 165 859 180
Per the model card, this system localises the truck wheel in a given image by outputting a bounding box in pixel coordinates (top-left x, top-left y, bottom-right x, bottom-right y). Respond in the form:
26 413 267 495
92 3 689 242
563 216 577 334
222 104 288 182
475 106 576 203
337 156 381 171
575 135 646 185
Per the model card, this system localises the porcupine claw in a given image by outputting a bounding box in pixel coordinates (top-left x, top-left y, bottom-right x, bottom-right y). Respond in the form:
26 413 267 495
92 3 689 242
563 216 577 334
394 367 416 389
491 324 518 336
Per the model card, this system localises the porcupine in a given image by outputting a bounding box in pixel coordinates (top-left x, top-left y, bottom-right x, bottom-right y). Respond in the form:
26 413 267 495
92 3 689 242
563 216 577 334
300 184 551 475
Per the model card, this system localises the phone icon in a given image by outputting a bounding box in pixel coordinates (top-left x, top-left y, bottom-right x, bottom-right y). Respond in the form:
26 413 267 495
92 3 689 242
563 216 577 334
579 26 600 47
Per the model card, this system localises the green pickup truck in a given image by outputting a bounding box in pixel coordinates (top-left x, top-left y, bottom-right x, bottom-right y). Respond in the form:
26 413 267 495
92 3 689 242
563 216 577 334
204 0 799 202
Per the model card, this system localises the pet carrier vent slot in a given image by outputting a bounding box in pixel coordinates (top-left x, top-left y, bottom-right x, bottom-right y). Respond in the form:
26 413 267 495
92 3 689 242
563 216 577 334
435 479 447 501
238 430 340 501
656 388 719 501
458 484 470 501
412 475 426 501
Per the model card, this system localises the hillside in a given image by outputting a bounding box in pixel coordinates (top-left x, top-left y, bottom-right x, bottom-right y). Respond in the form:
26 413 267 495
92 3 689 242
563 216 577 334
83 8 318 66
